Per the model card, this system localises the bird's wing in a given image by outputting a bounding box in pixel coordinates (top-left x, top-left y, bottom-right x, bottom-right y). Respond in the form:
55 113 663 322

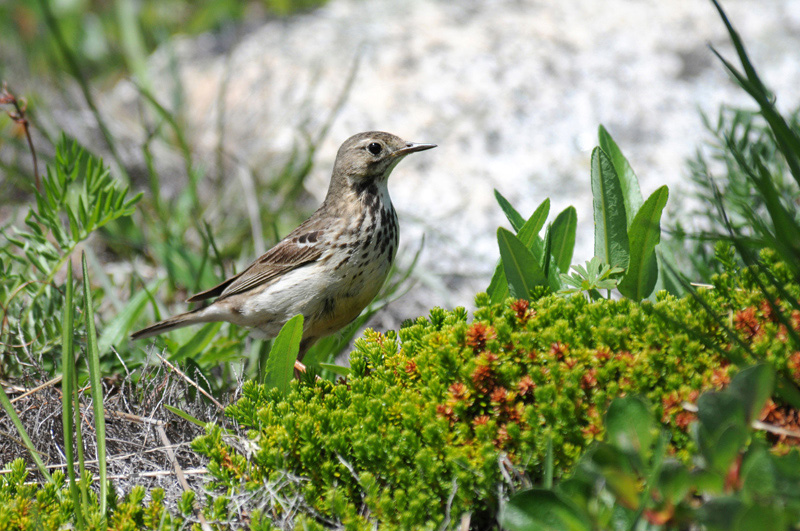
186 225 327 302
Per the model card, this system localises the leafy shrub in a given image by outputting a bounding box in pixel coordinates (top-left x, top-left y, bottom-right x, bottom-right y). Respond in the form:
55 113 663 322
501 365 800 531
192 252 800 529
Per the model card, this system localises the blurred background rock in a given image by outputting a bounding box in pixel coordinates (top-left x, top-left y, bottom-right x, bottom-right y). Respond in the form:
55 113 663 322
2 0 800 330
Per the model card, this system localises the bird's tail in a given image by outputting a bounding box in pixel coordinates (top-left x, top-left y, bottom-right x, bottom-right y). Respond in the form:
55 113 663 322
131 308 209 340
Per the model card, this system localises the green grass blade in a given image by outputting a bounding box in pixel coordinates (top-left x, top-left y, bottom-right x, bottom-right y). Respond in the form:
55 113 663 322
709 0 800 186
497 228 547 300
591 147 630 269
164 404 207 429
618 186 669 301
81 252 107 513
61 260 84 528
0 385 52 483
494 189 526 232
598 125 643 226
549 206 577 273
264 314 304 394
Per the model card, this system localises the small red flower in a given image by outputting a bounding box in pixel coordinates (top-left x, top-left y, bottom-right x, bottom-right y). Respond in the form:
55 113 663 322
510 299 531 322
473 415 490 426
404 360 417 375
580 368 598 390
733 307 760 339
471 365 495 393
594 348 611 362
490 386 508 404
675 410 696 430
517 375 536 395
550 342 568 360
466 322 496 352
449 382 467 400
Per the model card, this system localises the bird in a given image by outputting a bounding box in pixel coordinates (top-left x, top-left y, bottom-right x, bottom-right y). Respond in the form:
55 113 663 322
131 131 436 361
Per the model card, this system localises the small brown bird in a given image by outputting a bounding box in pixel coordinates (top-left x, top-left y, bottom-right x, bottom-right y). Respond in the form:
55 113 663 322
132 131 436 360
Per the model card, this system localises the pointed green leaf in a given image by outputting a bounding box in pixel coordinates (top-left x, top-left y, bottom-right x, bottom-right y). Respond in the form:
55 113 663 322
495 189 526 232
518 198 550 245
550 207 577 273
598 125 643 226
319 362 351 378
618 185 669 300
164 404 206 428
498 228 547 300
488 198 551 303
591 148 629 269
264 314 304 394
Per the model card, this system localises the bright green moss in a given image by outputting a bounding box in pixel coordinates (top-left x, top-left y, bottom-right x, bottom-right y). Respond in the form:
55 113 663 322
194 255 800 529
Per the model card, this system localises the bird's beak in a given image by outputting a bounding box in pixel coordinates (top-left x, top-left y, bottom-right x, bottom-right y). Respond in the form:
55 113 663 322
393 142 437 157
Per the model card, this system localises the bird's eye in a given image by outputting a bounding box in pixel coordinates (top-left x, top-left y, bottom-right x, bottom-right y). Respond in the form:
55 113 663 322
367 142 382 155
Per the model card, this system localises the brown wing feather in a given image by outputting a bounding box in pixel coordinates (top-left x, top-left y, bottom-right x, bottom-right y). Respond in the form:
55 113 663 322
185 219 327 303
185 271 244 303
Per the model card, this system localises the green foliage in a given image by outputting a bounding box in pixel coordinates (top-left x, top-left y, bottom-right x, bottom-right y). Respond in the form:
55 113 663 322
560 257 624 300
0 459 192 531
0 135 140 377
0 0 327 85
262 313 303 393
192 254 799 528
667 1 800 285
502 365 800 531
491 127 670 303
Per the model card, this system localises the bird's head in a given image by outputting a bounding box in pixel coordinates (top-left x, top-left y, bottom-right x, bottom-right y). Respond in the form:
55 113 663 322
330 131 436 195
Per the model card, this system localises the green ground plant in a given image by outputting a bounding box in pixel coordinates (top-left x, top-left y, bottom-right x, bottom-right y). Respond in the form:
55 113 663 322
501 365 800 531
1 1 799 530
190 249 800 529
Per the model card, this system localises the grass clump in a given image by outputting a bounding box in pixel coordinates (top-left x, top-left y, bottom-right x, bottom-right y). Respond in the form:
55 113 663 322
192 252 800 529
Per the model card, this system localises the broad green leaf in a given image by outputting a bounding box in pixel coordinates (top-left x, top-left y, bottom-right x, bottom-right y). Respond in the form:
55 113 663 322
590 148 629 269
488 198 551 303
498 228 547 300
618 185 669 301
727 364 775 423
605 396 656 464
495 189 526 232
98 279 164 355
658 460 691 502
264 314 304 394
739 445 776 499
487 261 509 304
549 207 577 273
598 125 643 225
501 489 592 531
697 392 749 472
